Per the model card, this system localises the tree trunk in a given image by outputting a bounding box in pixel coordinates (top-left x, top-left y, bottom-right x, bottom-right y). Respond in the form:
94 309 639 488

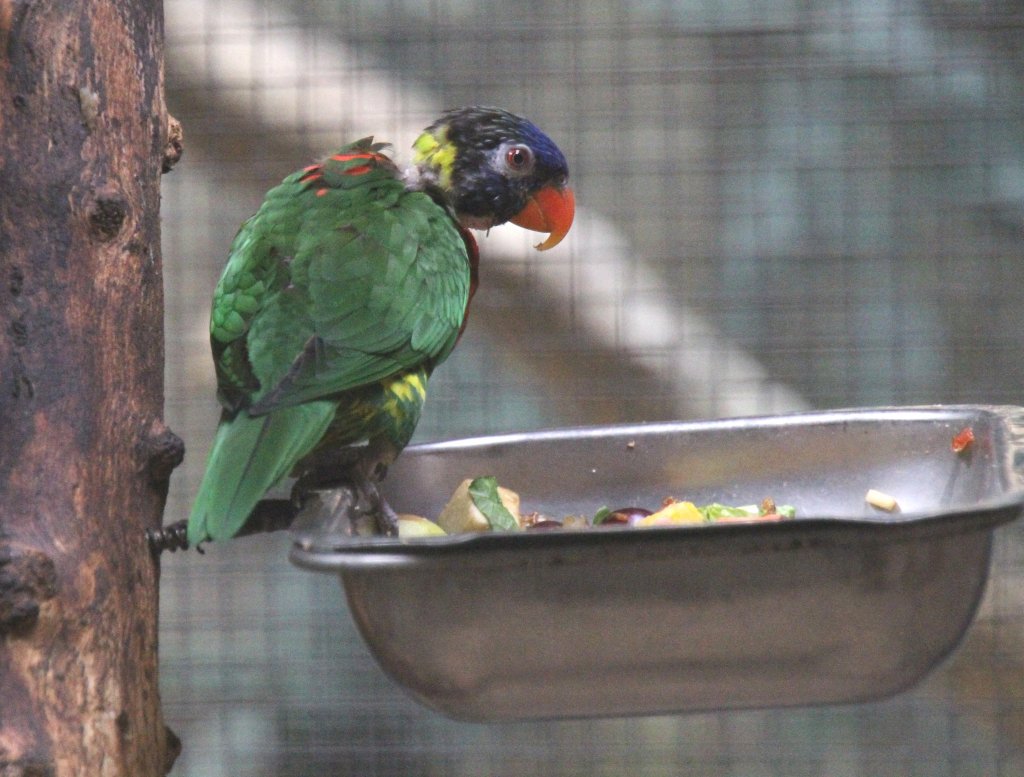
0 1 182 774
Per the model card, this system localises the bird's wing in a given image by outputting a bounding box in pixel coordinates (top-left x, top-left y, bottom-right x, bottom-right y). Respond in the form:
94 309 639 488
209 144 471 416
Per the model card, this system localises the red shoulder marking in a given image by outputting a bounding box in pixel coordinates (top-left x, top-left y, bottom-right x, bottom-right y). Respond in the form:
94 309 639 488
329 151 389 176
298 165 323 184
329 151 376 163
299 148 397 193
343 164 373 176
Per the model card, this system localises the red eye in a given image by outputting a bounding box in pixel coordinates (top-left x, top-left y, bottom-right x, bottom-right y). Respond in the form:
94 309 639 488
505 145 534 172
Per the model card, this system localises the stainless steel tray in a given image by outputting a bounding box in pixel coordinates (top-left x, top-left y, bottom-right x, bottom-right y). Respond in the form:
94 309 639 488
289 405 1024 721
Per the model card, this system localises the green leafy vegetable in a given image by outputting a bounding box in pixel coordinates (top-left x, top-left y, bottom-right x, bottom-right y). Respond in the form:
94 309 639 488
592 506 612 525
700 503 758 521
468 476 520 531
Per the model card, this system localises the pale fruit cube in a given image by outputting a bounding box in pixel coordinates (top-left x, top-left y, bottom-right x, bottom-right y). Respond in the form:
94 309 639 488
436 479 522 534
397 514 447 538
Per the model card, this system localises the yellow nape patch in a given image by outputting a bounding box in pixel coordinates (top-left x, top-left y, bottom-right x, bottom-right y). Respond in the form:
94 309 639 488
412 128 456 189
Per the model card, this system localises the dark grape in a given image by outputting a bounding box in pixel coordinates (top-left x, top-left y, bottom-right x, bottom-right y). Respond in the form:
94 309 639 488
600 507 653 526
527 519 564 530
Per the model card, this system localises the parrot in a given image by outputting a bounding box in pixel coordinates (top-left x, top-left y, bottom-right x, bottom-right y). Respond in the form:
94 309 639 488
186 106 575 546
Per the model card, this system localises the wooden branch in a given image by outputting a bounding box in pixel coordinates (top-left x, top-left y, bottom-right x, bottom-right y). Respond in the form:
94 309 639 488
0 1 182 774
148 499 298 554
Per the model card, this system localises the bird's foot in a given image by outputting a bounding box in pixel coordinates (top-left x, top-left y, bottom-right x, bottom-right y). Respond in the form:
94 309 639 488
374 491 401 538
290 473 399 538
354 478 401 537
291 443 400 537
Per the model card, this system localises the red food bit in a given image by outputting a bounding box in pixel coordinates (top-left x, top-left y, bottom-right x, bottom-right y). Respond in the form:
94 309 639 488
951 426 975 453
714 513 785 524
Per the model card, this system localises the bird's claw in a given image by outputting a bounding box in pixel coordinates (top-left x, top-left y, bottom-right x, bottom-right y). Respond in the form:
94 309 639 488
290 471 400 538
372 488 401 537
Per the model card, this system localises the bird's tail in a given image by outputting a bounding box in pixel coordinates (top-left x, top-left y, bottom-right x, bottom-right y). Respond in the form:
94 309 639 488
186 401 336 545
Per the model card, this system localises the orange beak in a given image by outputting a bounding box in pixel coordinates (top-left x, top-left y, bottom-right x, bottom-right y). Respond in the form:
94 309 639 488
509 184 575 251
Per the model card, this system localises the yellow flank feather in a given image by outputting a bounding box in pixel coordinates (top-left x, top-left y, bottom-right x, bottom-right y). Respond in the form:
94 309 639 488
385 371 427 403
412 128 456 189
379 371 427 431
311 368 429 456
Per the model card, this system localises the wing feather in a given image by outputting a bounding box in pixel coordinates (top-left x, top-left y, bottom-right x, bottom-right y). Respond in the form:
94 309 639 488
237 176 470 415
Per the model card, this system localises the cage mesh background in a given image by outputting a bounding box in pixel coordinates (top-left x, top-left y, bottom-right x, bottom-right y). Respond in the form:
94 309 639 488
160 0 1024 774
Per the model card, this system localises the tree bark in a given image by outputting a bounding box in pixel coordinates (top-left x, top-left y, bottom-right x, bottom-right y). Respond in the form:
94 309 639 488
0 1 182 774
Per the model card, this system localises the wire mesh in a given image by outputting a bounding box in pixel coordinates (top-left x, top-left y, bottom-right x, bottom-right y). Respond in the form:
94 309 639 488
160 0 1024 774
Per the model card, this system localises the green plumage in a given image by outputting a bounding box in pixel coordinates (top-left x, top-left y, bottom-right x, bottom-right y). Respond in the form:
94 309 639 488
188 139 471 544
187 107 574 546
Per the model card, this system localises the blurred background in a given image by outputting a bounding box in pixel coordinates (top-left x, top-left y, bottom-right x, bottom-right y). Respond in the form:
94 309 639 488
160 0 1024 774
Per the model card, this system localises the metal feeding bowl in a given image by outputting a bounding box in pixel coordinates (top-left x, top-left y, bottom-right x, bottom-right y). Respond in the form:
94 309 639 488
289 405 1024 721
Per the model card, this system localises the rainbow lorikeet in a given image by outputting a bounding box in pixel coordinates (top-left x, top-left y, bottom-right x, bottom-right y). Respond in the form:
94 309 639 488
186 107 574 545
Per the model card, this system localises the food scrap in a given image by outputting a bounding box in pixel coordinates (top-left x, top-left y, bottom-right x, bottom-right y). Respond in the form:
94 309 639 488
434 477 522 534
634 499 704 526
397 477 796 538
865 488 899 512
951 426 975 454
